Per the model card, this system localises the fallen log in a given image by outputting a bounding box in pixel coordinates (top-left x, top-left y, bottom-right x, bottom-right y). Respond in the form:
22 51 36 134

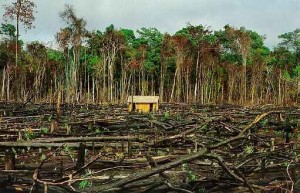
83 111 284 192
34 136 147 143
85 148 208 192
0 141 140 148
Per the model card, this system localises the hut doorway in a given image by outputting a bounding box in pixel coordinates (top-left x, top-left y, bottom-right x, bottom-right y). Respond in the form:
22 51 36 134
132 103 136 111
150 103 154 112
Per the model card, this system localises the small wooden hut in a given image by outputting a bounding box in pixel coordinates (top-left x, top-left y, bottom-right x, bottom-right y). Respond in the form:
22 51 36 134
128 96 159 113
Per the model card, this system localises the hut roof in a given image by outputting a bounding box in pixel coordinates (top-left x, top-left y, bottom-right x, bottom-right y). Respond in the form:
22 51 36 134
128 96 159 103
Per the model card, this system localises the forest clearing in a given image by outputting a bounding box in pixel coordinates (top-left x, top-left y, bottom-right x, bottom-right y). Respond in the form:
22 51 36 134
0 102 299 193
0 0 300 192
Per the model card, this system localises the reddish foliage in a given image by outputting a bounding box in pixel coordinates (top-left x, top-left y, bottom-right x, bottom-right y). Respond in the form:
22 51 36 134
129 59 142 70
7 42 21 53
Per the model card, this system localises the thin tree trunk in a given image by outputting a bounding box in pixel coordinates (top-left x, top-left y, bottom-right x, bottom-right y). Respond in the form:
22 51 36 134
186 70 189 103
242 55 247 104
1 68 6 100
151 74 154 96
15 0 21 67
278 69 282 105
194 51 200 102
6 70 10 101
170 69 178 102
159 63 165 102
297 78 300 104
92 77 95 103
126 74 132 98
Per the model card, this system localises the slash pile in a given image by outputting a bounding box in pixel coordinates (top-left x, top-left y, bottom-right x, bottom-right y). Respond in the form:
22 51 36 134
0 103 299 193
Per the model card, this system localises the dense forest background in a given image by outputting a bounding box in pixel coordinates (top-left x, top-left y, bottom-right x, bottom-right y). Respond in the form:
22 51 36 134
0 2 299 105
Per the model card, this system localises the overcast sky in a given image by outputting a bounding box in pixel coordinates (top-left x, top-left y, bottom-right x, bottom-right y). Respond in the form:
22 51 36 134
1 0 299 49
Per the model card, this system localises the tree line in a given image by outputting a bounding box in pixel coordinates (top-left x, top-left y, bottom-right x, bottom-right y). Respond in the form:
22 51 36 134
0 2 299 105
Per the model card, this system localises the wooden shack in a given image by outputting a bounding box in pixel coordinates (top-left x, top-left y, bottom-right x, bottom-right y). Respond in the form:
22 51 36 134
128 96 159 113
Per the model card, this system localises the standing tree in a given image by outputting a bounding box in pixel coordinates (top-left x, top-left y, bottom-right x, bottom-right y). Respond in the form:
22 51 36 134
279 29 300 101
3 0 36 66
0 23 16 100
159 33 174 102
176 24 213 103
170 35 192 102
101 25 125 102
216 25 251 104
56 4 87 103
279 29 300 65
136 27 163 96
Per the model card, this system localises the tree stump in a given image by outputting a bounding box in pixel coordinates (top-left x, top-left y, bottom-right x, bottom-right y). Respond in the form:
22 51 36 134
128 140 132 158
76 143 86 170
4 149 15 170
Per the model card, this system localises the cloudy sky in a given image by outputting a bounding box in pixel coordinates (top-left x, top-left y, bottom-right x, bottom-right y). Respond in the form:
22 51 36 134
1 0 299 49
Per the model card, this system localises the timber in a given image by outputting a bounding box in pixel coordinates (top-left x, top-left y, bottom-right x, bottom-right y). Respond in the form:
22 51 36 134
0 103 298 193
